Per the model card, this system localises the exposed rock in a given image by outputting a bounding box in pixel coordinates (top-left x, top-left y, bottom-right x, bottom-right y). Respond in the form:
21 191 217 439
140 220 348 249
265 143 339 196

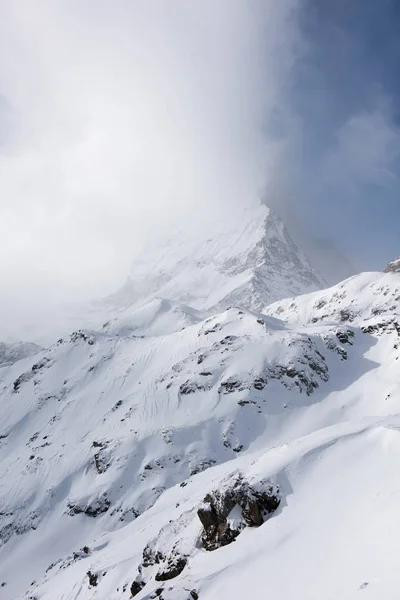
31 358 50 372
130 579 145 597
67 494 110 517
70 330 95 345
324 336 348 361
87 571 98 587
336 329 355 345
219 335 237 346
142 545 164 568
155 555 187 581
339 309 357 322
199 322 221 335
197 475 280 551
112 399 123 411
189 458 216 476
179 380 205 395
218 377 245 394
141 543 187 583
253 377 266 390
13 357 51 392
384 257 400 273
93 444 112 474
0 510 41 547
242 499 263 526
362 319 399 336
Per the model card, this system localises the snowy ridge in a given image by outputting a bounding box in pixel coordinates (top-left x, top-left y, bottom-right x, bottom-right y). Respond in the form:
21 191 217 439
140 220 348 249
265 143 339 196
0 265 399 599
265 271 400 330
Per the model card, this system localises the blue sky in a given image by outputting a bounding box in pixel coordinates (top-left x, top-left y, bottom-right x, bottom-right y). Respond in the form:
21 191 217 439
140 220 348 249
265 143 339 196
284 0 400 267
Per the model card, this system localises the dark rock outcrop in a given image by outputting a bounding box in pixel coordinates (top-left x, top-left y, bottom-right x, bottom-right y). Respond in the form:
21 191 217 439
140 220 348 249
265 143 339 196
141 544 188 583
197 475 280 551
67 494 110 517
87 571 98 587
130 579 145 597
154 555 187 581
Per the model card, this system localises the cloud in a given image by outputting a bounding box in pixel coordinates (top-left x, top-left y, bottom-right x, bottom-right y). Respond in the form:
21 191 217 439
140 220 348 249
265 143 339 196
263 0 400 267
322 106 400 194
3 1 398 341
0 0 301 338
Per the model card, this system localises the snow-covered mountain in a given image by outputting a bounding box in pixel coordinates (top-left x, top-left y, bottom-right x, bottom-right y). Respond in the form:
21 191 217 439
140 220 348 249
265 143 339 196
0 342 42 368
103 204 325 314
0 205 325 347
0 237 399 600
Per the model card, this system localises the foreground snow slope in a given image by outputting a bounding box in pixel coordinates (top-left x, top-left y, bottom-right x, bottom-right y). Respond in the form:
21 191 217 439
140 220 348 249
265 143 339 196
0 270 399 600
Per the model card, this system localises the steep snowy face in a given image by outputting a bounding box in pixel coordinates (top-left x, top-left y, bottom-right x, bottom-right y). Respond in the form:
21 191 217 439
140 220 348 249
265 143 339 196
105 205 325 314
0 268 400 600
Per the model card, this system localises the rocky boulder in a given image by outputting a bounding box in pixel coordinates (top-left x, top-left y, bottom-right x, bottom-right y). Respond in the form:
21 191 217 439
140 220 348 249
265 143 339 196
197 475 280 551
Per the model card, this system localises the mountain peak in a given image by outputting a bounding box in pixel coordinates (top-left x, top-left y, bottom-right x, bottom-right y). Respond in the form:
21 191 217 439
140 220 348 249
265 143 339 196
105 204 325 315
384 257 400 273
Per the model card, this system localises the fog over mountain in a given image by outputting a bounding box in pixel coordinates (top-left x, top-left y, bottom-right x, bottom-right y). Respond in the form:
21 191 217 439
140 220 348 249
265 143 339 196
0 1 399 340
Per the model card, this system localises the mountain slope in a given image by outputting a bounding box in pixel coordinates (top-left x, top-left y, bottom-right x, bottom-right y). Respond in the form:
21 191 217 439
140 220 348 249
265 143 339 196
0 267 399 599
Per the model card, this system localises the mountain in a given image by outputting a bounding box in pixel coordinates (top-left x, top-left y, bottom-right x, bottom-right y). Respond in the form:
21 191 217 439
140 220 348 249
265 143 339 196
103 204 325 314
0 247 399 599
0 341 42 367
0 205 326 347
